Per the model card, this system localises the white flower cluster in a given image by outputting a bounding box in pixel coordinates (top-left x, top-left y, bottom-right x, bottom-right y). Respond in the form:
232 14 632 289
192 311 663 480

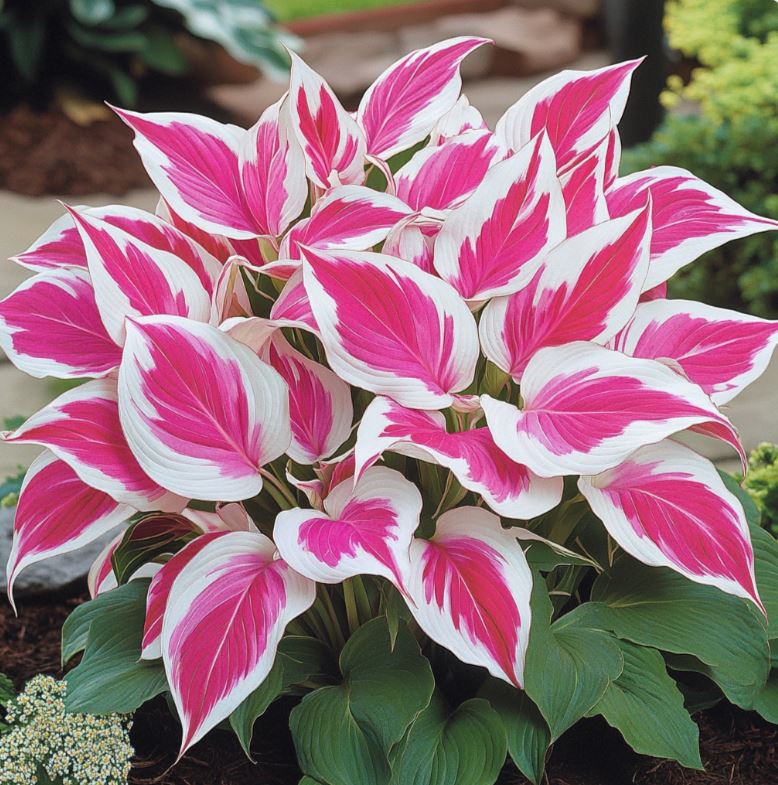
0 676 133 785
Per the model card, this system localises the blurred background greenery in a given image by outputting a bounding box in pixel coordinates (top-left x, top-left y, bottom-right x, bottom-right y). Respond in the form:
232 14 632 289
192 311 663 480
624 0 778 317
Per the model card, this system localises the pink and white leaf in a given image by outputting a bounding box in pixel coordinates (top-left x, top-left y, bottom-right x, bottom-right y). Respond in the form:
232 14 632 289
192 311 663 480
239 96 307 238
357 37 490 159
496 59 640 171
612 299 778 405
481 341 742 477
354 396 563 519
559 133 611 236
270 270 320 333
3 378 184 512
141 530 228 659
639 281 667 303
288 51 366 188
159 200 235 263
579 439 761 607
87 531 124 599
262 333 353 464
274 466 421 585
394 130 507 212
382 219 438 274
603 127 621 190
302 247 479 409
115 108 260 239
90 205 222 297
67 207 212 344
606 166 778 290
10 212 87 272
433 133 566 301
161 531 315 753
479 205 651 381
87 531 161 599
404 506 532 687
281 185 412 260
210 255 254 323
0 267 121 379
430 96 487 145
7 452 131 608
118 315 290 501
221 315 278 353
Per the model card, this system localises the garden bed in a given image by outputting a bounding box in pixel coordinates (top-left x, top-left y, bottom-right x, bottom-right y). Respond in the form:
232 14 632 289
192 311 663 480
0 82 240 197
2 588 776 785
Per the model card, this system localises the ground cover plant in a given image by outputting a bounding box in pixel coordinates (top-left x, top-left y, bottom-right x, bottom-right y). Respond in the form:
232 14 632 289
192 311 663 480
3 37 778 784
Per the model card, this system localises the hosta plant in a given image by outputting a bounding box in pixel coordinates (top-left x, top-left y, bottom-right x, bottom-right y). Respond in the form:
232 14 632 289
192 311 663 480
3 37 778 784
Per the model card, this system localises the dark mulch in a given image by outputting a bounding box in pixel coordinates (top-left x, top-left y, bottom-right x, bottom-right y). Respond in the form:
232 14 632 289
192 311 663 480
2 589 778 785
0 84 241 197
0 104 150 197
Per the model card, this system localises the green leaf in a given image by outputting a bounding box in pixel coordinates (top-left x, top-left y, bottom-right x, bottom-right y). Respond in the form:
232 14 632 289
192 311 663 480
380 583 412 651
753 668 778 723
0 467 25 506
8 12 45 81
522 540 595 572
138 26 188 75
100 5 150 29
3 416 25 430
62 579 147 664
67 23 148 53
111 514 196 585
583 556 769 707
524 576 623 740
720 471 761 527
290 617 434 785
105 63 139 106
70 0 115 25
0 673 15 706
722 472 778 638
750 525 778 639
480 679 550 785
389 693 506 785
589 640 702 769
230 636 335 759
64 580 167 714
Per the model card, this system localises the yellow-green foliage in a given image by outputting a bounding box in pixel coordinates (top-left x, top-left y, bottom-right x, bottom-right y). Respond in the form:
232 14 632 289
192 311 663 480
0 676 133 785
623 0 778 316
744 443 778 536
665 0 742 66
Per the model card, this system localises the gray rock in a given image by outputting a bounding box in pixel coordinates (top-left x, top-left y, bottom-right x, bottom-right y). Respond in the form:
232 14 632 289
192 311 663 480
0 505 117 597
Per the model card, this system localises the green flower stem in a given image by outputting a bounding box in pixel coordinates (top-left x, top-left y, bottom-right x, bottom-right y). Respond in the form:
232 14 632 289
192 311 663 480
316 588 347 650
343 580 360 634
352 575 374 620
545 496 587 546
259 467 297 509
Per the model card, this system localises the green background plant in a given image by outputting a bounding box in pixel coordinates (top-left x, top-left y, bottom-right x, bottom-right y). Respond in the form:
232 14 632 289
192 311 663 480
0 0 290 108
622 0 778 316
264 0 415 23
744 443 778 536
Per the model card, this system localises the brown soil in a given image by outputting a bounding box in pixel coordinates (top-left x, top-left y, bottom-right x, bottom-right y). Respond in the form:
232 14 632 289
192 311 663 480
0 87 240 197
2 588 777 785
0 104 151 197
